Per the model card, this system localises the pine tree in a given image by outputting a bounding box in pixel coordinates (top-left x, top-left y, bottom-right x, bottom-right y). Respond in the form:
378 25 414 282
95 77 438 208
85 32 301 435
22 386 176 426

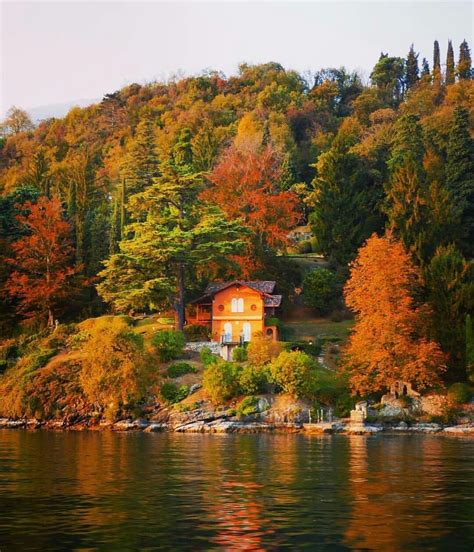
22 149 51 197
421 58 430 79
97 164 248 330
433 40 441 81
121 118 160 194
405 44 419 90
446 40 455 85
446 107 474 257
457 39 472 80
386 115 431 263
308 136 385 266
425 245 474 382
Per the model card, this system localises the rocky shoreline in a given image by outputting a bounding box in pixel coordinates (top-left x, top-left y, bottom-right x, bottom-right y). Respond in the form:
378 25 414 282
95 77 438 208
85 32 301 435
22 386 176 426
1 416 473 435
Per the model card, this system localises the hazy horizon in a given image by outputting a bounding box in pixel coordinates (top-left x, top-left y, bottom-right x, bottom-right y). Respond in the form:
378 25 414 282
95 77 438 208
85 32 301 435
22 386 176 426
1 1 473 117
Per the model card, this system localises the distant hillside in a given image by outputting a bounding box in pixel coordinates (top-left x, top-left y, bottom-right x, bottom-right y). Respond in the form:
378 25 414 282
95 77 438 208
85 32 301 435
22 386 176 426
27 98 100 122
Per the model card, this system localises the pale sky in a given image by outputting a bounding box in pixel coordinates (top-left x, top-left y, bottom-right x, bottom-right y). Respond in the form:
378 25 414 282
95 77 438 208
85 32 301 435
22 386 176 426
1 0 473 115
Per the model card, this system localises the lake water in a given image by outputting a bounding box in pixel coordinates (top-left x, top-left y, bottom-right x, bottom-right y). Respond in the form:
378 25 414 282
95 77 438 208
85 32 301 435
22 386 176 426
0 431 473 551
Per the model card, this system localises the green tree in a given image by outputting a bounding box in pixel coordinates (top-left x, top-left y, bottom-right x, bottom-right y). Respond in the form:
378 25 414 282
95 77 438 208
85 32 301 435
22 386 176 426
308 135 385 266
446 107 474 258
405 44 419 90
97 164 246 330
122 118 160 194
269 351 318 398
370 53 405 105
302 268 338 314
386 115 431 263
433 40 441 81
22 149 51 197
457 39 472 80
421 58 430 79
446 40 455 85
425 245 474 382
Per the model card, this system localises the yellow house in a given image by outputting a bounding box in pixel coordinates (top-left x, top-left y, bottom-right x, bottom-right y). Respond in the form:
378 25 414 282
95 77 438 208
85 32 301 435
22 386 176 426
188 281 281 343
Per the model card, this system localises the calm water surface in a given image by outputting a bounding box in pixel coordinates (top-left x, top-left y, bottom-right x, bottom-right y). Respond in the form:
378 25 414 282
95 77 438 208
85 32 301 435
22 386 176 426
0 431 473 551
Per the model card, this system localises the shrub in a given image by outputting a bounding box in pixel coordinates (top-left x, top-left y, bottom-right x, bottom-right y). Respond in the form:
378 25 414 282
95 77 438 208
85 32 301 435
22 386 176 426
79 318 151 413
202 360 240 405
247 335 281 367
184 324 211 342
281 340 321 356
236 396 259 419
30 348 57 371
0 360 8 374
296 240 312 254
447 383 472 404
200 346 219 367
269 351 318 398
159 382 189 404
166 362 197 378
152 330 185 361
232 346 248 362
302 268 338 314
239 364 267 395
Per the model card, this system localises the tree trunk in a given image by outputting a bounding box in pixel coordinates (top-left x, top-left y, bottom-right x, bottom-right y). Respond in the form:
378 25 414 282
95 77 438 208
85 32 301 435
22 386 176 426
175 263 185 331
47 307 54 329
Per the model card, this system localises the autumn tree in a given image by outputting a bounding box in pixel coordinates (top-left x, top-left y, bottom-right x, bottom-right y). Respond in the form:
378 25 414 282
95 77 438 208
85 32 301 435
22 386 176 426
98 164 246 330
5 196 79 327
344 232 445 393
205 143 299 275
0 106 34 136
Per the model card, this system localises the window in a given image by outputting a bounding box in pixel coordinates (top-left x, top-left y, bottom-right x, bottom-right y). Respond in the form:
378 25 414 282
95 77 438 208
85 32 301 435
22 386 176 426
231 298 244 313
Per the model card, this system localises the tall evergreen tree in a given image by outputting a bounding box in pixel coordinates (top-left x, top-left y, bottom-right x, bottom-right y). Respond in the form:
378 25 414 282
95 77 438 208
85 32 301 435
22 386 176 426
433 40 441 81
386 115 431 263
98 164 247 329
370 53 405 105
446 40 455 85
421 58 430 79
121 118 160 194
308 130 385 266
405 44 419 90
446 107 474 258
457 39 472 80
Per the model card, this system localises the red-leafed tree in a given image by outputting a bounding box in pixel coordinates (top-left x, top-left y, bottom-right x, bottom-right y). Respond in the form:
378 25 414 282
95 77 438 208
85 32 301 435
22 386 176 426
6 196 79 327
204 143 300 275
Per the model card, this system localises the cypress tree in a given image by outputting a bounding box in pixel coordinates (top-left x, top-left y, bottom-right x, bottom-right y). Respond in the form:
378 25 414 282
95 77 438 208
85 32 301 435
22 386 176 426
457 39 472 80
446 106 474 257
405 44 419 90
446 40 455 85
433 40 441 81
421 58 430 79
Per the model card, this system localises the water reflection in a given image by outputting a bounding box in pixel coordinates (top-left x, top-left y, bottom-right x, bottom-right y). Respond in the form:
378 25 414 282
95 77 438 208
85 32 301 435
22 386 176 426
0 431 473 550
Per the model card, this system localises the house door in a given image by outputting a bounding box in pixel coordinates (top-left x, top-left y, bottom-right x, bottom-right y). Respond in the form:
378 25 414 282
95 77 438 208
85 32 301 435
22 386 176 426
243 322 251 342
223 322 232 343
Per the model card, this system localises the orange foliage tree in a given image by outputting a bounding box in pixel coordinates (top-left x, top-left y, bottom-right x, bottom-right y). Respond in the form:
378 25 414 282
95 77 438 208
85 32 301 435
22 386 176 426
344 232 446 393
204 143 299 275
6 196 79 327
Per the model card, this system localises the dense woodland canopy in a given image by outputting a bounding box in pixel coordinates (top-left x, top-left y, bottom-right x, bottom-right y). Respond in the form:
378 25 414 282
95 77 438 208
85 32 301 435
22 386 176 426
1 39 473 387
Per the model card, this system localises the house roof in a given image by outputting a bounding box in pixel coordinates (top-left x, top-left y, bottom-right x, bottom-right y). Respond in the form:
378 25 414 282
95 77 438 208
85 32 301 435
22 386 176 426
264 295 282 308
204 280 276 295
191 280 279 305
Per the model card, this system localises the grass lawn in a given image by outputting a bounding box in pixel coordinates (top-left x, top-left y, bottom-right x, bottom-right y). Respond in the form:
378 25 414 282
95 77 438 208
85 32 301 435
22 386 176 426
282 317 353 343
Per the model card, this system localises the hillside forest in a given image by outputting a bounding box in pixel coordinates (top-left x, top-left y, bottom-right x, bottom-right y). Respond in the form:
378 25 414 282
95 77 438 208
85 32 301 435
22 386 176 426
0 39 473 411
